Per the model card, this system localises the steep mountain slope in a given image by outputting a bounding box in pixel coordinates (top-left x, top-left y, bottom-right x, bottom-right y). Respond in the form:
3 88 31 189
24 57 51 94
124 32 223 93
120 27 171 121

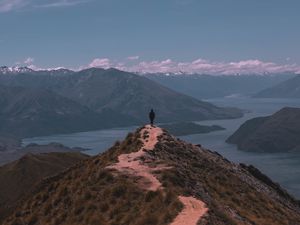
145 73 294 99
255 75 300 98
0 85 135 138
4 126 300 225
56 68 243 122
0 68 243 123
0 152 89 223
227 107 300 152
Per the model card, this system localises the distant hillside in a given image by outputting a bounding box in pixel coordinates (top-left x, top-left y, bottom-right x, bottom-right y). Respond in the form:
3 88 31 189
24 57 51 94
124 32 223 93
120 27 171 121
0 85 135 138
161 122 224 136
0 136 20 152
0 141 88 166
4 126 300 225
145 73 294 99
227 107 300 152
0 152 89 223
255 75 300 98
0 68 243 125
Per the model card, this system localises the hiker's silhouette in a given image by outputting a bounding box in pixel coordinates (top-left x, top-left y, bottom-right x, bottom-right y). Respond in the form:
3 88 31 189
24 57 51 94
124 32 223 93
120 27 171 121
149 109 155 126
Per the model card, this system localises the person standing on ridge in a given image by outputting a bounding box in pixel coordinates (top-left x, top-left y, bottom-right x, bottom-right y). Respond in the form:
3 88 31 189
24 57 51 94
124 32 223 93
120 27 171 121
149 109 155 126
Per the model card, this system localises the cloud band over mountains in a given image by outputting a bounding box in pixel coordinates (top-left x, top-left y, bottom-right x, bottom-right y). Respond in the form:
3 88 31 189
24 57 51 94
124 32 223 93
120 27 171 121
86 58 300 75
13 56 300 75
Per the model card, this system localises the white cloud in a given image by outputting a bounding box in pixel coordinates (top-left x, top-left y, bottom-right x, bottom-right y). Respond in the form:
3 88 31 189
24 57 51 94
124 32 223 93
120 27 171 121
89 58 112 69
0 0 27 12
85 57 300 75
0 0 91 12
9 57 300 75
24 57 34 64
36 0 90 8
127 56 140 60
26 64 40 70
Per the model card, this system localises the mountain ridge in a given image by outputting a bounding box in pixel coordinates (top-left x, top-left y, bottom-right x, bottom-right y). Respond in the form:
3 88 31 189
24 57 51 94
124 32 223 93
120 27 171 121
0 85 135 138
4 125 300 225
0 152 89 223
0 68 243 133
59 68 243 122
144 73 294 98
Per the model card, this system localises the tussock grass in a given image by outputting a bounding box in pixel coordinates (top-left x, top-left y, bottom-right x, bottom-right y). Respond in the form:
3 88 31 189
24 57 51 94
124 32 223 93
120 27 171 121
4 127 300 225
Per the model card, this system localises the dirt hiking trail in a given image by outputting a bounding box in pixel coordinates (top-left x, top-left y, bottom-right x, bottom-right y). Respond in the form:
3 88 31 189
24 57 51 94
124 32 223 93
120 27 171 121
107 125 208 224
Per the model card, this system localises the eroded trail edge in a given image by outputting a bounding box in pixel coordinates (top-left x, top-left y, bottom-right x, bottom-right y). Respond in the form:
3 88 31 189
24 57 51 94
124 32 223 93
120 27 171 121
171 196 208 225
107 125 168 191
107 125 208 225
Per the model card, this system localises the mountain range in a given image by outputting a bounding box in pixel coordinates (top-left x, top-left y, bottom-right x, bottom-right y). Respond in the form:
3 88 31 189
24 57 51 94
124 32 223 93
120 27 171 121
0 85 134 138
144 73 294 99
0 141 88 166
0 67 242 137
255 75 300 98
227 107 300 152
3 125 300 225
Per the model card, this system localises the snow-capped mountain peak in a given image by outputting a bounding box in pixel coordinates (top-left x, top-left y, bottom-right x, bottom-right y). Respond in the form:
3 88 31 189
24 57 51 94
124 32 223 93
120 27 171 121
0 66 34 74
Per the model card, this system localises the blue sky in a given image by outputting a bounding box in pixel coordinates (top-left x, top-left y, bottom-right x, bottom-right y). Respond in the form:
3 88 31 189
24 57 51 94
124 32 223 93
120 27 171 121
0 0 300 74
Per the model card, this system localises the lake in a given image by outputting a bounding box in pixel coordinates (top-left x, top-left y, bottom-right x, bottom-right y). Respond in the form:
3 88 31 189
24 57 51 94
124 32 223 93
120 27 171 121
23 97 300 198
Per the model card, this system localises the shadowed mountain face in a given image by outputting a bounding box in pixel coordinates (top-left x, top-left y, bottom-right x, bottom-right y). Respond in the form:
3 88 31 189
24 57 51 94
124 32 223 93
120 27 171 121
57 69 243 122
0 152 89 223
0 85 135 138
227 107 300 152
255 75 300 98
4 126 300 225
0 68 242 127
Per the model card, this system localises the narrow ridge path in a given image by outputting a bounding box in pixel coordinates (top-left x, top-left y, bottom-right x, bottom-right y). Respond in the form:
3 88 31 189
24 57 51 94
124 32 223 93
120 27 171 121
107 125 208 224
170 196 208 225
107 125 166 191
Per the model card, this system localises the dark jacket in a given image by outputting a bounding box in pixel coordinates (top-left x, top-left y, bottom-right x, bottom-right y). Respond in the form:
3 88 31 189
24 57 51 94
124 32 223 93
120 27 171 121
149 110 155 120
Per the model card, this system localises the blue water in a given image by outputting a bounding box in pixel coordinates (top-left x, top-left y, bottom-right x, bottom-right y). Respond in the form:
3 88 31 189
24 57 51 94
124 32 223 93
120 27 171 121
23 97 300 198
23 126 138 155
